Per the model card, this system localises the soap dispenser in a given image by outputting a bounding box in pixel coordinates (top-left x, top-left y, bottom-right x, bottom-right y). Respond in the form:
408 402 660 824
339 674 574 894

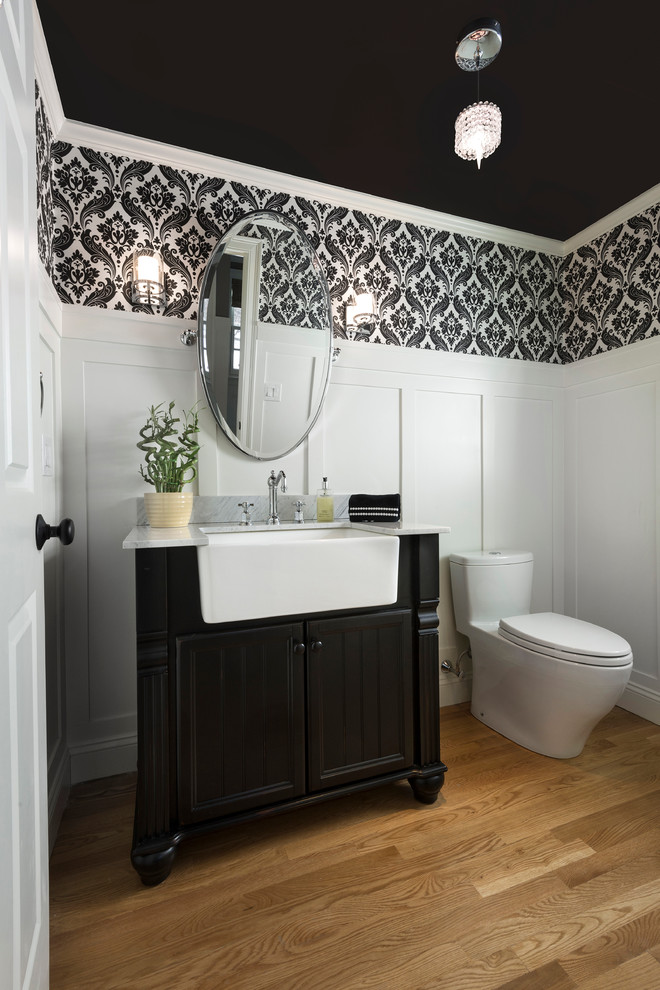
316 477 334 522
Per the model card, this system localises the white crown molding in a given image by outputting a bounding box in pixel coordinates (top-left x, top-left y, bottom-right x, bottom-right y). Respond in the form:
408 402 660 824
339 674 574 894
32 0 64 135
563 183 660 255
58 118 567 258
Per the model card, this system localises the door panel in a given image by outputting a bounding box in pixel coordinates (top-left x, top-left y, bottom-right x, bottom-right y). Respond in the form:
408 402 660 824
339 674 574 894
177 624 306 823
307 610 414 791
0 1 49 986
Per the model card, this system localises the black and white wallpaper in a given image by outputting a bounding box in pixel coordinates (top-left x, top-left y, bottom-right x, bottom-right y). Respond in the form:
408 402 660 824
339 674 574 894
35 86 660 364
36 82 54 281
557 206 660 362
248 221 327 331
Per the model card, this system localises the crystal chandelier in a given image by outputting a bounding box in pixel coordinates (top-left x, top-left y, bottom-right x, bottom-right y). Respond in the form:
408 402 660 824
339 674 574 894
454 18 502 168
455 101 502 169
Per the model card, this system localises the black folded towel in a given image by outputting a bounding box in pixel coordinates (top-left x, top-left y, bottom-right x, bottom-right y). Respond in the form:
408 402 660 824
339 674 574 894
348 493 401 523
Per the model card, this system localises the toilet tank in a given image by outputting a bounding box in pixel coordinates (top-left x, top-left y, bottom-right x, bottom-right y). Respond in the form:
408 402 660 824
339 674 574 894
449 550 534 634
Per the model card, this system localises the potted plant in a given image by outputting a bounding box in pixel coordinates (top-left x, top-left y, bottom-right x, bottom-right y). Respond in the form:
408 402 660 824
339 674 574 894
137 401 202 527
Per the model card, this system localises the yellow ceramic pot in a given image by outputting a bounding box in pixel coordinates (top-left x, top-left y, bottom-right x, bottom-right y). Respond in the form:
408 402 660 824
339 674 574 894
143 491 193 528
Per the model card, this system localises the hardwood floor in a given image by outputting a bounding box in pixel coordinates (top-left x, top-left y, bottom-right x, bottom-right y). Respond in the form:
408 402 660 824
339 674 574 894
49 703 660 989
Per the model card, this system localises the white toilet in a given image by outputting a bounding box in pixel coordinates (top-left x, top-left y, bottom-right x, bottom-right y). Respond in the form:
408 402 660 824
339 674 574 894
449 550 633 758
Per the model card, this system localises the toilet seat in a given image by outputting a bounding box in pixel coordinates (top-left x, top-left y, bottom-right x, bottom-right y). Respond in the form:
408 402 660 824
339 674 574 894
498 612 633 667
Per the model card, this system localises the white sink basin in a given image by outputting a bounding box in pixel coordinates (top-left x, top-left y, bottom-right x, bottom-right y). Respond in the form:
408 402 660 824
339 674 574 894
197 527 400 623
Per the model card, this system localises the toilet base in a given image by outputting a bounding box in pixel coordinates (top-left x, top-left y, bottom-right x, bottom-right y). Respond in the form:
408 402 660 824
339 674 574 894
470 703 586 759
469 626 632 759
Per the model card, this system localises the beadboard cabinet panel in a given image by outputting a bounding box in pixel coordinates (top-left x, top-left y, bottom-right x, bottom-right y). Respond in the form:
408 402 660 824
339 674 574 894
177 625 306 823
306 610 414 791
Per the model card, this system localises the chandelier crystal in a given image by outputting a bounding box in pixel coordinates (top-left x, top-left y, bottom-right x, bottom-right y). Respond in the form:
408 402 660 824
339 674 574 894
454 100 502 169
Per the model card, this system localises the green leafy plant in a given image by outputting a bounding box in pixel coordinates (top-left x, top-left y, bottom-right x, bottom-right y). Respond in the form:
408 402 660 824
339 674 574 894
137 401 202 492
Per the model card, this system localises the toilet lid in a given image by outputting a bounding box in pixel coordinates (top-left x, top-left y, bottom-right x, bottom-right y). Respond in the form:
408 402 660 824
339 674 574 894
499 612 633 667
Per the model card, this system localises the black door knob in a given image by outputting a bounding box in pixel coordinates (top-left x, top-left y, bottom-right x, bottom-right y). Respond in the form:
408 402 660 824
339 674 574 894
293 642 305 655
311 640 323 652
35 514 75 551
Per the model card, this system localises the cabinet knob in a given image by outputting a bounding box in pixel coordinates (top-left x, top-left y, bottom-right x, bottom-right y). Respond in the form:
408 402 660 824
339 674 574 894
293 642 305 655
311 640 323 652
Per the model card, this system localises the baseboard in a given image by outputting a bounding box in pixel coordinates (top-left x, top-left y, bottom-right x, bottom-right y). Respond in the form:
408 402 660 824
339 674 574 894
69 734 137 785
48 742 70 855
617 683 660 726
440 673 472 708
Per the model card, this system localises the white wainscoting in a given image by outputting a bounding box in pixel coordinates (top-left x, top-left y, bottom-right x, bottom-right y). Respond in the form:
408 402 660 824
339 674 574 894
564 335 660 724
326 347 565 708
59 307 660 783
61 307 198 783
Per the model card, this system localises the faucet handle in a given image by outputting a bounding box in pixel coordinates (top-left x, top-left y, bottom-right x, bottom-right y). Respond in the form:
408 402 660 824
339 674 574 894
293 499 306 524
237 501 254 526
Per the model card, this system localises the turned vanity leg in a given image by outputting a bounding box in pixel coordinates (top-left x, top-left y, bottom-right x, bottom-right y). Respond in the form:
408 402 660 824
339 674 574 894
131 842 178 887
408 772 446 804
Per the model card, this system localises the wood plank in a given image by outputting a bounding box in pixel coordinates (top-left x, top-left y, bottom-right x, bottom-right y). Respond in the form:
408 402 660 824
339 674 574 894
495 960 578 990
558 905 660 985
555 829 660 888
572 951 660 990
471 837 594 897
510 877 660 969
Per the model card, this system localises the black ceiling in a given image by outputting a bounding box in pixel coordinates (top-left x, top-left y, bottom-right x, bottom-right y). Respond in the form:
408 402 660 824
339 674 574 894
36 0 660 242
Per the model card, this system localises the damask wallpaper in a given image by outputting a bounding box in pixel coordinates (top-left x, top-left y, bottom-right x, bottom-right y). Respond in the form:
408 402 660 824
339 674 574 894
251 220 327 331
36 82 54 281
35 86 660 364
558 207 660 362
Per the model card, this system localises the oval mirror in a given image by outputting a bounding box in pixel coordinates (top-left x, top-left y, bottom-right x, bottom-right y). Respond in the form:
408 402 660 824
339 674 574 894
198 210 333 460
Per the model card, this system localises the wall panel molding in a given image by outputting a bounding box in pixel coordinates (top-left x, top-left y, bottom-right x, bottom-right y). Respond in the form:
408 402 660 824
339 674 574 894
61 326 198 781
565 335 660 724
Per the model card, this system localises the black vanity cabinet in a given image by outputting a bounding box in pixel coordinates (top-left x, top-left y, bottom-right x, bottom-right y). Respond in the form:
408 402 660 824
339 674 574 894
131 534 447 885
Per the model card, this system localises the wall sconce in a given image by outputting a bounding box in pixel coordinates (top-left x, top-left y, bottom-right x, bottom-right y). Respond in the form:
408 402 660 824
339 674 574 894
132 248 165 308
346 292 377 336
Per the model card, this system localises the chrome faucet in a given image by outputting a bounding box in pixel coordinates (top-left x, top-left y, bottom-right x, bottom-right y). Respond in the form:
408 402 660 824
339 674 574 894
267 469 287 524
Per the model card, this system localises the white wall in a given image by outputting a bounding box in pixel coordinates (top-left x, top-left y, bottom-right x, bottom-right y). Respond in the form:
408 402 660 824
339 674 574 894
564 335 660 722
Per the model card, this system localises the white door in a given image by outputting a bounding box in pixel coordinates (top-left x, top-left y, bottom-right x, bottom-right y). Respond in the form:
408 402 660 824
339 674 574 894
0 1 49 987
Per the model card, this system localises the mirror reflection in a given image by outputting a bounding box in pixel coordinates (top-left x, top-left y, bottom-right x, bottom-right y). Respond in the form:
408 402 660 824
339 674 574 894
198 211 333 460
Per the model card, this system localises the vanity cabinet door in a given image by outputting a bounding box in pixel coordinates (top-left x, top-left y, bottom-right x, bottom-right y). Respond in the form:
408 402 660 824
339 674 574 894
306 610 414 791
177 623 306 824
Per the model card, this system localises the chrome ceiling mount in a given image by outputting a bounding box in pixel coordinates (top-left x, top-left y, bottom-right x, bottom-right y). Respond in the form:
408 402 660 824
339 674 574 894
455 17 502 72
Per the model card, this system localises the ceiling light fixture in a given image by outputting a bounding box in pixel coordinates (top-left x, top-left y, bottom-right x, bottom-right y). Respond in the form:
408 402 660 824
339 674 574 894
454 17 502 169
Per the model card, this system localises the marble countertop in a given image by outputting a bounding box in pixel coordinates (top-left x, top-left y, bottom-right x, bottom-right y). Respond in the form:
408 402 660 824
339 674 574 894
123 520 451 549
